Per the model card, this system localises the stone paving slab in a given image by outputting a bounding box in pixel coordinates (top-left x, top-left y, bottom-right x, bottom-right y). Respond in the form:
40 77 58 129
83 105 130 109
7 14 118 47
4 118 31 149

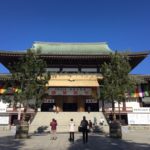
0 131 150 150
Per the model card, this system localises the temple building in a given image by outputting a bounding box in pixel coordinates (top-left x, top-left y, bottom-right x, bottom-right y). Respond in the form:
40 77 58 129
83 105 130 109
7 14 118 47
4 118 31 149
0 42 150 128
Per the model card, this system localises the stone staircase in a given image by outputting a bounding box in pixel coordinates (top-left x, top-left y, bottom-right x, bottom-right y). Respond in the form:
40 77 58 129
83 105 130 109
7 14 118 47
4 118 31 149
29 112 109 133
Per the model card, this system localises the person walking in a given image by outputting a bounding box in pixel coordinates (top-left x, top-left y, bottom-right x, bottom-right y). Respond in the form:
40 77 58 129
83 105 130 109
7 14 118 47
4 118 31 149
80 116 89 144
56 106 59 113
50 118 57 140
69 118 75 142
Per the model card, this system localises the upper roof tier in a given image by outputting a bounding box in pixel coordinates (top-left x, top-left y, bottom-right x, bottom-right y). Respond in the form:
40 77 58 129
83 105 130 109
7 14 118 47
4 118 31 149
31 42 113 55
0 42 149 70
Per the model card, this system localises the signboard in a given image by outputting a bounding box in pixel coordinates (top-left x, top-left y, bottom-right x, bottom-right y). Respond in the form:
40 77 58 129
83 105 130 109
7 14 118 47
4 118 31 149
47 88 92 96
128 113 150 125
43 99 55 103
133 108 150 113
0 116 9 124
86 99 97 103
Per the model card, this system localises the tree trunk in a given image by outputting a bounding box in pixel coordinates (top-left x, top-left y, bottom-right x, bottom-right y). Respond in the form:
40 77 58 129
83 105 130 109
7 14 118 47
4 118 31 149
112 99 116 120
17 107 21 121
118 102 121 122
22 106 27 121
122 98 126 111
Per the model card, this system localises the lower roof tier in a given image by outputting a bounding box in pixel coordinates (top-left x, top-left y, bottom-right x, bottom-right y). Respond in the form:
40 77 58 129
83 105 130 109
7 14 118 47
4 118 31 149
0 51 149 70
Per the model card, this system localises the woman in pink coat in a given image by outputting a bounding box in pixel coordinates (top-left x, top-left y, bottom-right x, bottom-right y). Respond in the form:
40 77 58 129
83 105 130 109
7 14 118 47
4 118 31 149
50 118 57 140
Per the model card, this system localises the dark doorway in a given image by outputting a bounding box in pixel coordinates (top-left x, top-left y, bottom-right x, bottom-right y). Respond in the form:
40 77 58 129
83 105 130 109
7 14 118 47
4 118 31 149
11 114 18 125
108 114 128 125
85 103 99 112
41 103 55 112
63 103 77 112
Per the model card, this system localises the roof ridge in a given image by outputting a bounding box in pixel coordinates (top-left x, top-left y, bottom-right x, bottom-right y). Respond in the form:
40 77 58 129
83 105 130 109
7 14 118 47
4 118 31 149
33 41 108 45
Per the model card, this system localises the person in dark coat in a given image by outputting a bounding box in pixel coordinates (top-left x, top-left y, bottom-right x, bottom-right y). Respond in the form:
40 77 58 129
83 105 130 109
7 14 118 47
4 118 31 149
80 116 89 143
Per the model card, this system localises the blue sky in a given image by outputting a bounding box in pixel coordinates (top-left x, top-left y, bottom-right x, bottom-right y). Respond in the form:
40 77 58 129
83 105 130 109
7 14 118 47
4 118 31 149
0 0 150 74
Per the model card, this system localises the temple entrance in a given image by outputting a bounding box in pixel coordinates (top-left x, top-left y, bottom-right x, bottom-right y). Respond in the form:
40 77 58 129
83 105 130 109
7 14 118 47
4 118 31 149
41 103 55 112
11 114 18 125
85 103 99 112
62 96 78 112
63 103 77 112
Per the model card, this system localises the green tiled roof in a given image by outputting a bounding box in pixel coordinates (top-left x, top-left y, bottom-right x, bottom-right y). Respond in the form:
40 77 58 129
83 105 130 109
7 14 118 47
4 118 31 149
31 42 113 55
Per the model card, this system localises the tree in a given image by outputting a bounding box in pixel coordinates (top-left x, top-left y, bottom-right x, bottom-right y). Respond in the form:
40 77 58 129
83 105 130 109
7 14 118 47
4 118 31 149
7 49 50 121
101 51 135 121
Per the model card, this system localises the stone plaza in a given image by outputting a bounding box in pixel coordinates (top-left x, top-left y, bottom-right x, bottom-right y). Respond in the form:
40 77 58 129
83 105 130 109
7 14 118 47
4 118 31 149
0 129 150 150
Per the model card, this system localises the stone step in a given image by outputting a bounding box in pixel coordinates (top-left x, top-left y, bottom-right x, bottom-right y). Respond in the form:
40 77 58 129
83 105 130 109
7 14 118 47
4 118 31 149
29 112 109 133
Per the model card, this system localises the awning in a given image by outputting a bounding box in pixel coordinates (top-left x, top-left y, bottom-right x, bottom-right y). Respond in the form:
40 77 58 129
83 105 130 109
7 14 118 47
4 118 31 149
47 79 99 87
142 97 150 104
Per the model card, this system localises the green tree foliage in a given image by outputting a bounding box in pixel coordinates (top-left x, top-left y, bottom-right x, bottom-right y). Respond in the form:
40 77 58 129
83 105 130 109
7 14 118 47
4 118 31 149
101 51 135 120
8 49 50 118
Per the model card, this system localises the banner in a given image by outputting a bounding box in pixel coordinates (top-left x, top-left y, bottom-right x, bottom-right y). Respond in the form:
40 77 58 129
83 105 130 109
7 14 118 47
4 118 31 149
47 88 92 96
126 85 149 98
0 87 21 94
128 113 150 125
133 107 150 113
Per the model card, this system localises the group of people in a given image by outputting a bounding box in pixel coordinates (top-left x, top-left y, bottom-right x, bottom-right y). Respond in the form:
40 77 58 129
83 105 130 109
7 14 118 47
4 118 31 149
50 116 93 144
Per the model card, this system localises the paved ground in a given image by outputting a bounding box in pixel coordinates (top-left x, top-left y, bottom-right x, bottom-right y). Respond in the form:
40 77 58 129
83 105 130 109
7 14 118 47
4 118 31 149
0 130 150 150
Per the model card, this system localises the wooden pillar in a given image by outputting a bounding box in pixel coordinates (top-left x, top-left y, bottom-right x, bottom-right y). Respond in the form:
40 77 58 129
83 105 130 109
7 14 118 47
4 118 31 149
55 96 63 112
77 96 84 112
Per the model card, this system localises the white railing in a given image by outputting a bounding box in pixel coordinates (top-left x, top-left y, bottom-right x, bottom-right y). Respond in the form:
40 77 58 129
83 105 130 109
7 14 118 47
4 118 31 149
105 107 133 112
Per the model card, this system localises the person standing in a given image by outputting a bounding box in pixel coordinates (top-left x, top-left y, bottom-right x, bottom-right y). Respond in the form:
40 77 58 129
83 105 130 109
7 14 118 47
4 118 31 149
69 118 75 142
80 116 89 144
100 117 104 126
89 120 93 132
53 105 56 113
50 118 57 140
56 106 59 113
87 106 91 113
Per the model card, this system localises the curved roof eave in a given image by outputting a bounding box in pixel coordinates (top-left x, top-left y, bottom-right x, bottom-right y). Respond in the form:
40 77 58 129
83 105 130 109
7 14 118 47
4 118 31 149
0 50 26 54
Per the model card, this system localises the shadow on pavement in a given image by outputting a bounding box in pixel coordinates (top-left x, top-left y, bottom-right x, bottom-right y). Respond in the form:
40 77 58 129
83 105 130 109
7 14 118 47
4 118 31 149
68 133 150 150
31 132 50 136
0 132 150 150
0 135 25 150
